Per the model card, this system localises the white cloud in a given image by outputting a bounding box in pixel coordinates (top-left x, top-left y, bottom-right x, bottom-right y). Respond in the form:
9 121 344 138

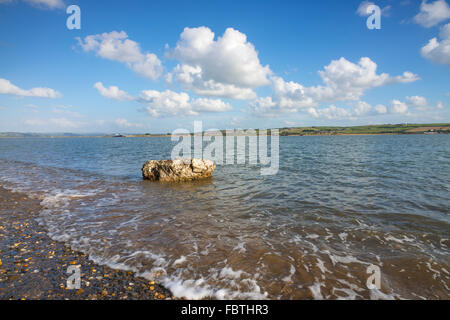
309 101 388 120
353 100 373 116
190 98 234 113
94 82 134 101
167 64 257 100
406 95 429 109
414 0 450 28
390 100 409 114
92 80 233 117
271 76 317 109
356 1 391 17
374 104 388 114
0 78 60 98
0 0 64 9
167 27 271 99
139 89 233 117
115 118 143 128
352 101 388 116
406 95 444 110
312 57 419 102
248 97 280 117
421 23 450 66
77 31 163 80
309 105 354 120
248 57 419 117
23 0 65 9
0 106 5 110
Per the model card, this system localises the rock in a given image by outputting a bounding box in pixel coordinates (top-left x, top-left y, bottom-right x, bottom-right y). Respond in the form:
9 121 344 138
142 159 216 182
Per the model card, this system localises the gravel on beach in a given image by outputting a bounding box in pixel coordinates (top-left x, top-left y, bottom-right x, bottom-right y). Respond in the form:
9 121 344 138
0 186 172 300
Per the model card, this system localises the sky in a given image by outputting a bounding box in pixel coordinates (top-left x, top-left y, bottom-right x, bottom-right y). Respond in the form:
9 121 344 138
0 0 449 133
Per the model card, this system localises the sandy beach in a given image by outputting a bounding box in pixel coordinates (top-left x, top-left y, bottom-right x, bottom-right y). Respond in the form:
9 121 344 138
0 186 171 300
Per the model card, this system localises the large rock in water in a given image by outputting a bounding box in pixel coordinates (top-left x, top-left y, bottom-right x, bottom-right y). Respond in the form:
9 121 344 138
142 159 216 182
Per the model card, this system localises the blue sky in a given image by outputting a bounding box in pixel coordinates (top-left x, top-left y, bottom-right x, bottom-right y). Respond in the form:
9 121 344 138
0 0 449 133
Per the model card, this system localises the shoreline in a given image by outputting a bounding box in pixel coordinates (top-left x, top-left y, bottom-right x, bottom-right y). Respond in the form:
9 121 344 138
1 132 449 139
0 186 171 300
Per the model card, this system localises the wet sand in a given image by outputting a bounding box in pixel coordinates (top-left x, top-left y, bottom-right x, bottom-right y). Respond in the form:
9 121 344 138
0 186 171 300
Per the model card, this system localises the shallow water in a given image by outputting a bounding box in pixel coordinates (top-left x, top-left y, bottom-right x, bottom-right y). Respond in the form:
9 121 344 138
0 135 449 299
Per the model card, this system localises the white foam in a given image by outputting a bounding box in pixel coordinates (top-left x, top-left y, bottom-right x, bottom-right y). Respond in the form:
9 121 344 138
369 289 397 300
163 278 216 300
385 235 415 244
316 258 328 275
327 252 369 266
173 256 187 266
338 232 348 241
219 267 244 279
233 242 246 253
309 283 324 300
282 264 296 282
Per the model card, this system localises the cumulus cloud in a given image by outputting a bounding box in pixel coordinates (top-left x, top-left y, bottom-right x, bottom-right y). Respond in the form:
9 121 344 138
139 89 233 117
167 27 271 100
0 78 60 98
414 0 450 28
312 57 419 102
351 101 388 116
247 97 279 117
77 31 163 80
190 98 234 113
406 95 429 109
167 64 257 100
374 104 388 114
94 82 134 101
356 1 392 17
248 57 419 117
390 100 409 114
421 23 450 66
308 105 354 120
406 95 444 110
92 80 233 118
307 101 389 121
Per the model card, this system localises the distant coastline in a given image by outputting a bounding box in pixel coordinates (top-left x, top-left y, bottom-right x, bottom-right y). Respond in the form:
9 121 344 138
1 123 449 138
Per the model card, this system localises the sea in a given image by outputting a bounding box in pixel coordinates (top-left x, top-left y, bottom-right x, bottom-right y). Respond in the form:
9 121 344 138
0 134 448 299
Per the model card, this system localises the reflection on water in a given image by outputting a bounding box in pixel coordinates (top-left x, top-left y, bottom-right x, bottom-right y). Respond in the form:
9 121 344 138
0 135 449 299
